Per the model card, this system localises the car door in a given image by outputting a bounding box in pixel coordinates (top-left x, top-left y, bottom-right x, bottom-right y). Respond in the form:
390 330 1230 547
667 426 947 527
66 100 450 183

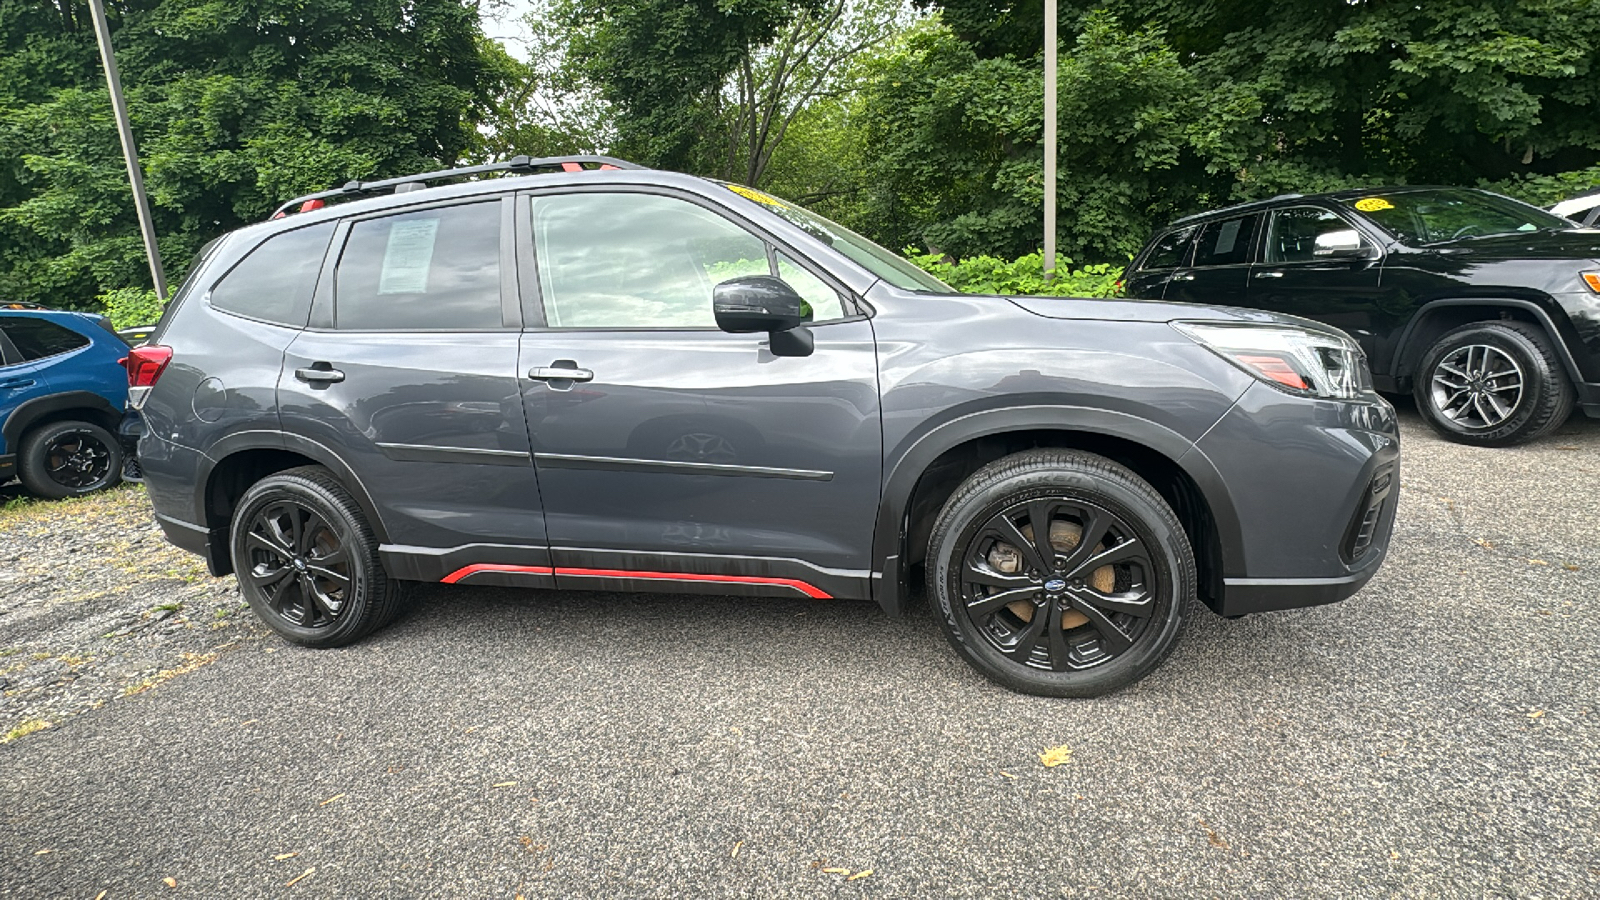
1124 224 1198 299
1164 213 1261 307
516 188 881 601
1247 206 1391 358
0 324 59 456
277 196 550 571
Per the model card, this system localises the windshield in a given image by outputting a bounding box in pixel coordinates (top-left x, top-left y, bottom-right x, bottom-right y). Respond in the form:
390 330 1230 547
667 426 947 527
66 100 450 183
1341 189 1572 245
718 183 954 292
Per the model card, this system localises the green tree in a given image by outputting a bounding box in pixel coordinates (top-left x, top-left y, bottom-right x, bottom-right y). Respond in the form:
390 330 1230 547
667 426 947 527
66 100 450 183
0 0 503 309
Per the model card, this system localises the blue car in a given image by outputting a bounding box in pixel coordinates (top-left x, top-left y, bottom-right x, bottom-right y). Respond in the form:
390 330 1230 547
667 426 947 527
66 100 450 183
0 306 131 498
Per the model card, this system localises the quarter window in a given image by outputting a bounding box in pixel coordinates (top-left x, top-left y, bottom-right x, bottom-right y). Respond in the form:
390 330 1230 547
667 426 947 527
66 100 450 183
335 202 503 331
1141 226 1197 269
209 223 334 326
1192 215 1259 267
1 318 89 361
530 193 844 329
1266 208 1367 263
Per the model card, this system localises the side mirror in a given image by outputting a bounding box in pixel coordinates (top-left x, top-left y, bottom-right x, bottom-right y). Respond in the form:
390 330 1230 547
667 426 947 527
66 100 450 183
713 275 812 334
1313 229 1372 258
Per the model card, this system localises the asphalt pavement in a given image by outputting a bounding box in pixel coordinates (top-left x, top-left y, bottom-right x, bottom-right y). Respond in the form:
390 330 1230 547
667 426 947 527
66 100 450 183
3 403 1597 898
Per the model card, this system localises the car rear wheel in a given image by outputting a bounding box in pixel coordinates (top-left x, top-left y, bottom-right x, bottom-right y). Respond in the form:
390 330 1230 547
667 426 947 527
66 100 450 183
18 420 123 499
229 466 402 648
1413 321 1573 447
927 449 1195 698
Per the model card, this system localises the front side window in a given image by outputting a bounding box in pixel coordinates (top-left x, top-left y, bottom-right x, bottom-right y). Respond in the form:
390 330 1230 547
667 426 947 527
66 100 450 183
1265 208 1369 263
1 318 89 361
335 202 502 331
1141 225 1198 269
1192 214 1259 267
530 192 845 328
1340 189 1571 245
209 223 334 326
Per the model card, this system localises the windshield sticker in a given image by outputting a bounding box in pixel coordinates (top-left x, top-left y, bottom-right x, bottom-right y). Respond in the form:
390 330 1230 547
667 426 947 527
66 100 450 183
379 218 439 294
1354 197 1395 212
726 184 789 208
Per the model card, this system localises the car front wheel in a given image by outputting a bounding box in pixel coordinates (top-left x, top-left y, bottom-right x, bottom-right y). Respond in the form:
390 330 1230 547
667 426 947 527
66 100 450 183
1413 321 1573 447
229 466 402 648
927 449 1196 698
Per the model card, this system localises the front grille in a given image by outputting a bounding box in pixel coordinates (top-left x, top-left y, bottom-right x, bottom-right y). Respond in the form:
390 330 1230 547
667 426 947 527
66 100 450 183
1342 465 1393 562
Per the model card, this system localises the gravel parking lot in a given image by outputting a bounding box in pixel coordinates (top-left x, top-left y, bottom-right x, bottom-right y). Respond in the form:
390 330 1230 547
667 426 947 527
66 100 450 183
2 402 1597 898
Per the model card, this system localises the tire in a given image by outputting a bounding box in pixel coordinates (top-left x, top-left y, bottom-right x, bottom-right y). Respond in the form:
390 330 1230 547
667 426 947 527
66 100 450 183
229 466 402 648
17 420 123 499
1412 321 1574 447
927 449 1196 698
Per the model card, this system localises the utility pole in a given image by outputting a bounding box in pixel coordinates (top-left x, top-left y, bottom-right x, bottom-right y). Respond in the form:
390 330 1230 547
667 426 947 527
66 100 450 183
1042 0 1057 281
88 0 167 300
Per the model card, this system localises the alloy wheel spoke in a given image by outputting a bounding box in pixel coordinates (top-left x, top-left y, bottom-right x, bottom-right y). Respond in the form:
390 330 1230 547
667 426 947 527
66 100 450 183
1065 537 1146 581
999 602 1049 660
990 516 1047 574
1055 509 1112 575
250 564 295 589
306 564 350 589
248 529 292 559
1045 598 1073 671
1074 584 1155 618
967 585 1039 617
304 577 340 619
1069 595 1133 654
963 558 1032 590
1025 500 1058 570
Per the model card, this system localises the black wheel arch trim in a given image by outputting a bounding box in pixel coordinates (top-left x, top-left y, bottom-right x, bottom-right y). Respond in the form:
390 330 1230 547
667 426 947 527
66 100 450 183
1392 296 1589 384
195 430 391 545
869 404 1245 616
2 391 123 450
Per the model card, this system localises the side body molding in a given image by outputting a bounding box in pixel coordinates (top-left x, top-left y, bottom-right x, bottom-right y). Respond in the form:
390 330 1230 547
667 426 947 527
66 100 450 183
868 404 1245 616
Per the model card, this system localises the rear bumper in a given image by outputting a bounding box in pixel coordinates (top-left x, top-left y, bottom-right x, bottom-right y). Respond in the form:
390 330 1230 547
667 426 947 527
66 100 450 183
1194 384 1401 617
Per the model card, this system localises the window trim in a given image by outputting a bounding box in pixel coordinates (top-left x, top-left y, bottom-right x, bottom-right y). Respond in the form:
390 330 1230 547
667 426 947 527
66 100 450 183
1261 205 1384 267
515 184 866 333
311 195 520 335
203 221 336 329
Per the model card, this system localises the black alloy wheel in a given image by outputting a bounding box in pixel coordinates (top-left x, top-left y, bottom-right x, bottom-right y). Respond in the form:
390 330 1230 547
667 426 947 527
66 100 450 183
1414 320 1573 447
929 449 1194 697
18 420 123 499
230 466 402 647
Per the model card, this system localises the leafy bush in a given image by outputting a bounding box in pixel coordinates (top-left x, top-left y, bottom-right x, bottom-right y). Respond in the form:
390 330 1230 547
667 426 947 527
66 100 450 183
98 287 165 330
906 250 1123 298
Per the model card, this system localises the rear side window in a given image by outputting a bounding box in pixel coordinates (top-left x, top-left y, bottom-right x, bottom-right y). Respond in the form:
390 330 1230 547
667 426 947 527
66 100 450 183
1140 226 1197 269
334 202 502 331
1192 214 1260 267
2 318 90 361
209 223 334 326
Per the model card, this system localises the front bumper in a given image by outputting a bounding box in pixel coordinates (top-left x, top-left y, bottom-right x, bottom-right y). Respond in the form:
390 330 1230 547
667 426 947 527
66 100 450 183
1193 383 1400 616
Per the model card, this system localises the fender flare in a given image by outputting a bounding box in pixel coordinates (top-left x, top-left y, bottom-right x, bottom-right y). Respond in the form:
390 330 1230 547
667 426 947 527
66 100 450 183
1391 296 1587 384
195 430 391 543
868 404 1245 615
2 391 123 450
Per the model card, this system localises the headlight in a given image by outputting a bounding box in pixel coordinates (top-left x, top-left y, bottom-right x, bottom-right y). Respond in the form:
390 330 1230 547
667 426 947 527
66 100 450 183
1173 321 1371 400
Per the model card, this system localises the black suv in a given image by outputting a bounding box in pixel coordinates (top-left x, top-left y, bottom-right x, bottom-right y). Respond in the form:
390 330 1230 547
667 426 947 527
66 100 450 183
1127 187 1600 446
133 156 1399 697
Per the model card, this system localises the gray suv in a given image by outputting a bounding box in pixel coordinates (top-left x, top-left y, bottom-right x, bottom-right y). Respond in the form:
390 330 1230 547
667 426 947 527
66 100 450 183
131 156 1399 697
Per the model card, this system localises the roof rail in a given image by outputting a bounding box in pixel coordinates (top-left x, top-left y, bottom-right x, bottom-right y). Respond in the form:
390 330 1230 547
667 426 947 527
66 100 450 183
1170 192 1305 225
269 155 645 219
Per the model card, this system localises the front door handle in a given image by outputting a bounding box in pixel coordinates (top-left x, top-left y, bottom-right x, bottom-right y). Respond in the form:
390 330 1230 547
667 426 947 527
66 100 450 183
295 366 345 384
1172 273 1195 282
1254 270 1284 279
529 366 594 383
0 378 35 389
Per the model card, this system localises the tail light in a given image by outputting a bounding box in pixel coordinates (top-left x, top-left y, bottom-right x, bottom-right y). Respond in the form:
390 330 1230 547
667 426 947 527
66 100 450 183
119 345 172 408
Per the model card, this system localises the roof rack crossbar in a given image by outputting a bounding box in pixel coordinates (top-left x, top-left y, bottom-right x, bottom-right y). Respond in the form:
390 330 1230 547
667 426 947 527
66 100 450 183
270 155 644 219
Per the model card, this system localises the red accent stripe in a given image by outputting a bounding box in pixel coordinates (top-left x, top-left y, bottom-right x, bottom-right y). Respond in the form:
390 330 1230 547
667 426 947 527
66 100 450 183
440 563 831 598
554 567 831 599
441 563 554 584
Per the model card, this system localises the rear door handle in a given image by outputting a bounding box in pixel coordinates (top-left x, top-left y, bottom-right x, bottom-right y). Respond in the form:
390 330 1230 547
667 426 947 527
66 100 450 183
295 366 345 384
0 378 35 389
1254 270 1284 279
529 366 594 383
1172 273 1195 282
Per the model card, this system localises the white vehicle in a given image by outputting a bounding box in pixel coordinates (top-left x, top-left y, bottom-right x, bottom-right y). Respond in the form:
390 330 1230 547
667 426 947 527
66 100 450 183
1550 188 1600 227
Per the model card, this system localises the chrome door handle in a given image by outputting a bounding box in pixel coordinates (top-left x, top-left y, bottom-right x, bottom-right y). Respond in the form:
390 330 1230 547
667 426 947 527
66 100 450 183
295 366 345 384
1254 270 1284 278
529 366 594 383
1172 273 1195 282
